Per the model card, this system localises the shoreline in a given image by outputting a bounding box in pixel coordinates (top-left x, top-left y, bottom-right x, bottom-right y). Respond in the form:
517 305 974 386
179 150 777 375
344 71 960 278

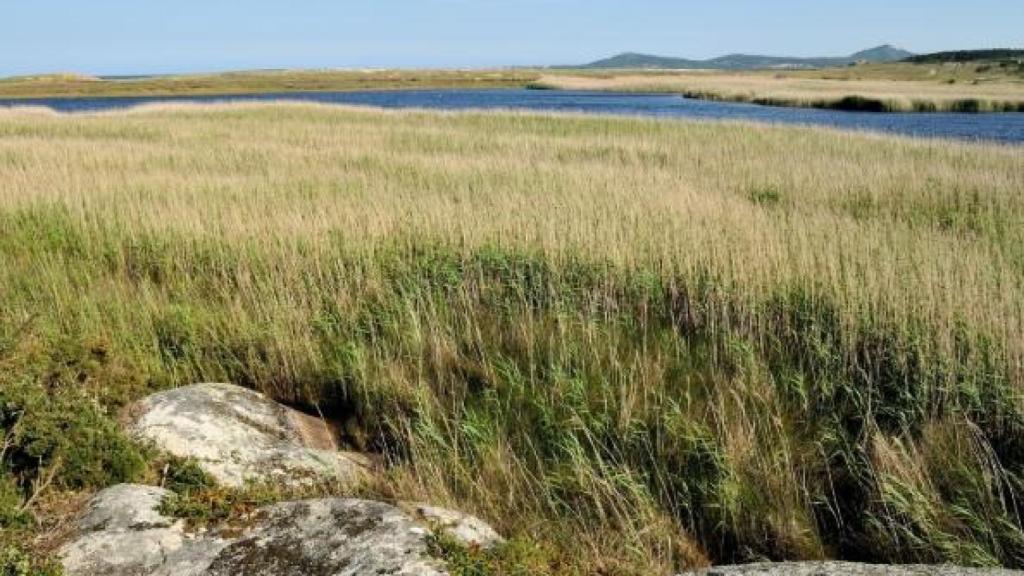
529 69 1024 114
529 82 1024 114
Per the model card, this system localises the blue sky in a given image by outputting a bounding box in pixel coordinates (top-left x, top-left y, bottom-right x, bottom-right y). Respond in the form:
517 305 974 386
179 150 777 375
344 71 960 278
2 0 1021 76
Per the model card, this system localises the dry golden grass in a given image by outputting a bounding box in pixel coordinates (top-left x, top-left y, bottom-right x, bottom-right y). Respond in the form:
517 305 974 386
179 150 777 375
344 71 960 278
2 102 1020 356
0 69 540 99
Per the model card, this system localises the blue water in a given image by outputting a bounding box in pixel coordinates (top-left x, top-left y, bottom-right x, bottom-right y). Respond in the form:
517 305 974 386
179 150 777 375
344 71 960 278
3 89 1024 144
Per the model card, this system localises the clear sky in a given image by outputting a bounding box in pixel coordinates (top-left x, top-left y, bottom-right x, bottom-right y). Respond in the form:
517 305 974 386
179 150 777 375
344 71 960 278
2 0 1021 76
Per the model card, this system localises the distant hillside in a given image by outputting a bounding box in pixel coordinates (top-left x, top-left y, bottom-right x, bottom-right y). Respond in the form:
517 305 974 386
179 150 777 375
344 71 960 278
582 53 704 69
582 44 913 70
851 45 916 61
905 49 1024 63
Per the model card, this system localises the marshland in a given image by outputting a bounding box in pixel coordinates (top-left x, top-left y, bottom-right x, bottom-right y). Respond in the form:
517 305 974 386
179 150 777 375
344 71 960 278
1 101 1023 574
4 60 1023 115
532 61 1024 113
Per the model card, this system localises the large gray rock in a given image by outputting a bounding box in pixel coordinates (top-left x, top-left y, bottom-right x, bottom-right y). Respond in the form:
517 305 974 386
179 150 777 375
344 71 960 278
205 499 445 576
683 562 1024 575
61 485 503 576
60 484 229 576
129 383 370 488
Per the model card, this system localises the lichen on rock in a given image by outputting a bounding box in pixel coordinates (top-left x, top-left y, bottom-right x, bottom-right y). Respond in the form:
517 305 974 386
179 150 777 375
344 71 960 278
403 502 505 549
60 383 508 575
59 487 497 576
205 499 447 576
59 484 229 576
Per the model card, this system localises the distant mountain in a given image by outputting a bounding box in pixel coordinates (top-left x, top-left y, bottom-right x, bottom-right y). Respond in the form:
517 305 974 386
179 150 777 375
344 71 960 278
581 45 914 70
850 45 915 62
583 53 705 69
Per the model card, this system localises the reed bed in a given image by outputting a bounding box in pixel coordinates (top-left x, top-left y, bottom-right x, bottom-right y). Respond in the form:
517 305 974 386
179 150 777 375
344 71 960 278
1 102 1023 574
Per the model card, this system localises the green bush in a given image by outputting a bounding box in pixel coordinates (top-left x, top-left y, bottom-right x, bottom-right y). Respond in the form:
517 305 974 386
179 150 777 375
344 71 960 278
0 335 148 522
829 95 889 112
950 99 983 113
0 545 61 576
0 379 145 491
746 185 784 207
161 457 216 495
0 475 28 529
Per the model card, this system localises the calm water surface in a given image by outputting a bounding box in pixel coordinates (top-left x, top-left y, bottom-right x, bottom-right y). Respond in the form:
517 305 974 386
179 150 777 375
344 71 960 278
3 89 1023 144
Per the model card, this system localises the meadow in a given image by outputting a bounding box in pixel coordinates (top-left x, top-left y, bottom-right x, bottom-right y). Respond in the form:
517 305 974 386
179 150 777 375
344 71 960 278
1 102 1023 574
534 62 1024 112
0 69 540 99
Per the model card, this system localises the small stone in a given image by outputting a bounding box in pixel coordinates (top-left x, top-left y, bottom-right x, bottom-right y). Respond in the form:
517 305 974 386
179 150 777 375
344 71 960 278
404 503 505 549
75 483 176 533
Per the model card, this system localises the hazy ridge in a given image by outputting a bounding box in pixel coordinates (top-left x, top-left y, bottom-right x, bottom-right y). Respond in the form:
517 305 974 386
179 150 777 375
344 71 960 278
581 44 914 69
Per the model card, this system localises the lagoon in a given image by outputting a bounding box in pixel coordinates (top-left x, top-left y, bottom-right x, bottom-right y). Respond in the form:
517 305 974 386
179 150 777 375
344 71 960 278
3 88 1024 143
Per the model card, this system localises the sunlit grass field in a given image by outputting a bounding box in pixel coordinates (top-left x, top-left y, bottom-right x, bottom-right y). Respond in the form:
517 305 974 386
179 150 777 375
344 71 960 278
0 69 540 99
535 64 1024 112
1 103 1023 573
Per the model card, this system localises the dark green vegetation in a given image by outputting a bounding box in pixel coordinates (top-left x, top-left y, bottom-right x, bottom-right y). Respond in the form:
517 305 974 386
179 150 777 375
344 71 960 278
5 234 1024 571
581 45 913 70
0 548 60 576
906 50 1024 64
0 335 147 574
0 69 540 100
155 459 302 530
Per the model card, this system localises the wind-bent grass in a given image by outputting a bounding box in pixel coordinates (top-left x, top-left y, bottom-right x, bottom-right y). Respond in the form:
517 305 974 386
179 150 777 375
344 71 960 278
534 69 1024 112
1 103 1023 573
